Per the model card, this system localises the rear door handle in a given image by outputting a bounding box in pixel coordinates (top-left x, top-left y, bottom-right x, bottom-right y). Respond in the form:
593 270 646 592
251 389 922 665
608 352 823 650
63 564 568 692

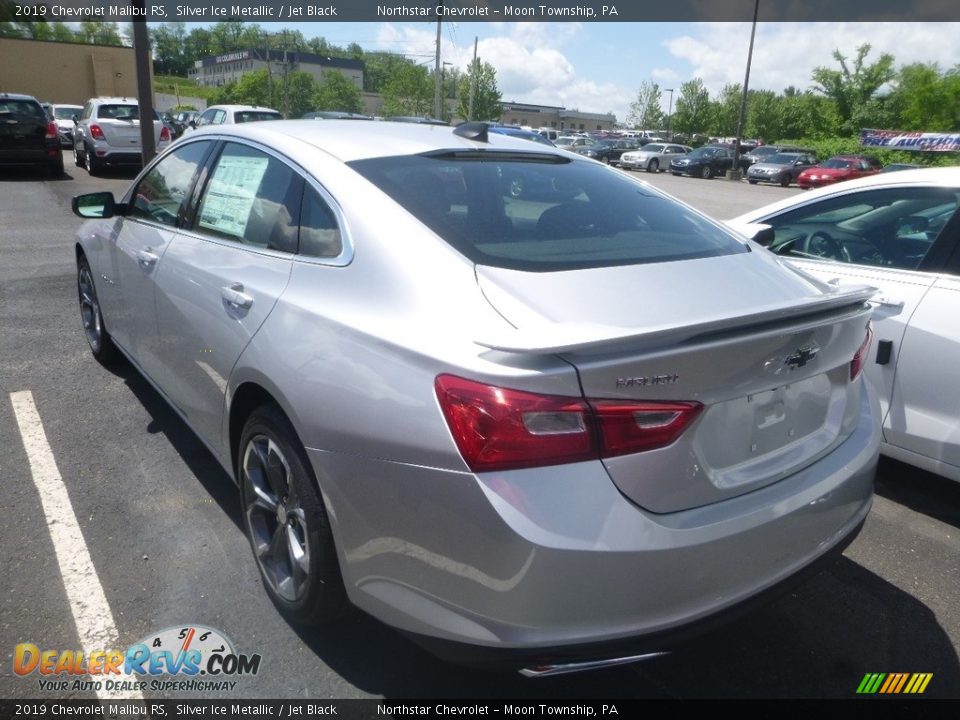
221 283 254 310
136 248 159 268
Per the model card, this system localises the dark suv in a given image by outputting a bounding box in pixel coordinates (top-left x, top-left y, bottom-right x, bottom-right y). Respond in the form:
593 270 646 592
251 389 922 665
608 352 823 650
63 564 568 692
0 92 63 176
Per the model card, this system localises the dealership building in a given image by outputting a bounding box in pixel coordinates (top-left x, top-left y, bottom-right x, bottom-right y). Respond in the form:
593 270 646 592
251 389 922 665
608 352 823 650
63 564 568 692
499 102 616 132
188 50 364 90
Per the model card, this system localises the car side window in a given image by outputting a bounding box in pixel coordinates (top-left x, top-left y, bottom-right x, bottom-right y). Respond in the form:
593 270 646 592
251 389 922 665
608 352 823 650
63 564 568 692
127 141 211 227
195 142 302 253
299 185 343 258
763 187 960 271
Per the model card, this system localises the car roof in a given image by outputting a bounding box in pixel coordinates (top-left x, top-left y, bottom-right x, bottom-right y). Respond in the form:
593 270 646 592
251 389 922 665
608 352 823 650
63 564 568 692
0 92 41 102
206 104 281 112
87 97 141 104
181 120 569 164
731 167 960 222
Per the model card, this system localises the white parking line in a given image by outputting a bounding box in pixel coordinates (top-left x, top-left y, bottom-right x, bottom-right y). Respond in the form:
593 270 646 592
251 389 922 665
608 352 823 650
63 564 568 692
10 390 143 701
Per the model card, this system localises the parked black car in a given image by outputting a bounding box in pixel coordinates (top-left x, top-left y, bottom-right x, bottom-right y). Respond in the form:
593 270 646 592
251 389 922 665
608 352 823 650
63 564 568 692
573 138 641 165
746 152 818 187
0 92 63 176
670 145 750 179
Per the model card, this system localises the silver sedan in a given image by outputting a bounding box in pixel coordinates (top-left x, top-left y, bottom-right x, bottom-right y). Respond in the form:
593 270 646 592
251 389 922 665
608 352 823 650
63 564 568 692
72 120 879 674
619 143 693 173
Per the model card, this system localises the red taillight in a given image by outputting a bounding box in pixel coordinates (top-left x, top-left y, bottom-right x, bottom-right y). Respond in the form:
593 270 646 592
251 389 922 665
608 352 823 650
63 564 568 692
591 400 704 457
850 324 873 381
45 121 59 140
435 375 702 472
160 125 171 142
89 124 105 140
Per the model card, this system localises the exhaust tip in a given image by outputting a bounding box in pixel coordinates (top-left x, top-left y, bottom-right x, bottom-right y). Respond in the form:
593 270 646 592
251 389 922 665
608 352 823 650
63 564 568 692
519 651 669 678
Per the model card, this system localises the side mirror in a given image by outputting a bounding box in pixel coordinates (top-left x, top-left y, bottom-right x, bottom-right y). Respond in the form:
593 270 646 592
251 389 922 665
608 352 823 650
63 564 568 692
72 192 118 219
726 221 775 246
72 114 79 123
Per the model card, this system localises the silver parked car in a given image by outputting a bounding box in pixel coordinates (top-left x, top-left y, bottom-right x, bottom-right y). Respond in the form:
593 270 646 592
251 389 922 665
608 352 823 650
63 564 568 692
619 143 693 173
72 97 171 174
72 120 879 673
729 167 960 484
746 152 818 187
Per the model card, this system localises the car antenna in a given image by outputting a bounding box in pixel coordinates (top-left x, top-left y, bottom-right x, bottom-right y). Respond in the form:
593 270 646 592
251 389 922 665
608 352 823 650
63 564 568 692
453 122 489 143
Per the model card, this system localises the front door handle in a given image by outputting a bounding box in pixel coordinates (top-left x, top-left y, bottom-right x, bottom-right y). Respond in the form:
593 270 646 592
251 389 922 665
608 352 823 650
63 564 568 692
136 248 159 268
221 283 254 310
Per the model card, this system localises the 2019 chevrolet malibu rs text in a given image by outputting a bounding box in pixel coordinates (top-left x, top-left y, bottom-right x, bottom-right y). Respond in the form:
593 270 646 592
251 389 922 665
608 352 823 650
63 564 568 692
72 120 880 674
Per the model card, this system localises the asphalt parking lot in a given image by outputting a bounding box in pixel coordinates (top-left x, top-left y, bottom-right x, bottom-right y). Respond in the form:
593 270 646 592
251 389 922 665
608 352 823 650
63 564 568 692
1 157 959 701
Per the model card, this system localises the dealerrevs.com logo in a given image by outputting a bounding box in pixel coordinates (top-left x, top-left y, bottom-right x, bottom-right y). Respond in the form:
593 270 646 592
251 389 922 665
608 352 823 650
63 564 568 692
14 625 262 693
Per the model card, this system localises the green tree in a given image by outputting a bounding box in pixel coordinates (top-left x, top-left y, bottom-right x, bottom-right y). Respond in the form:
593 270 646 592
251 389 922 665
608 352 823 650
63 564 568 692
745 89 781 142
364 52 418 94
671 78 711 135
708 82 741 136
151 23 190 76
811 44 895 134
626 81 664 129
313 71 363 114
887 63 960 131
381 62 433 117
456 61 502 121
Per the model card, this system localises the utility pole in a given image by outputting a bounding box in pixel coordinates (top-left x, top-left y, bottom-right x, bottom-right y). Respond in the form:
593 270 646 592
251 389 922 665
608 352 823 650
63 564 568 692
665 88 674 139
468 36 478 121
728 0 759 181
130 0 156 164
433 1 443 120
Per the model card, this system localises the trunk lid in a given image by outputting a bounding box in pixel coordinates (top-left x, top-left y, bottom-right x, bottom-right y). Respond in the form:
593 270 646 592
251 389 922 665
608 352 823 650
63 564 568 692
476 251 874 512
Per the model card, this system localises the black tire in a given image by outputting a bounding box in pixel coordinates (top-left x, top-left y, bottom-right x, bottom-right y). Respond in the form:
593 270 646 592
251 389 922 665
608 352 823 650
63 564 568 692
601 155 610 165
47 151 64 178
671 172 681 177
74 143 84 168
700 165 713 179
748 179 758 185
239 404 347 626
780 174 791 187
86 144 101 176
647 159 659 173
77 255 120 364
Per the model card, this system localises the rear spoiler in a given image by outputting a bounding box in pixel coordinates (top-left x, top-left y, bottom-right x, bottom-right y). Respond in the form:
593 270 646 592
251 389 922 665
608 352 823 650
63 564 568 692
476 284 877 355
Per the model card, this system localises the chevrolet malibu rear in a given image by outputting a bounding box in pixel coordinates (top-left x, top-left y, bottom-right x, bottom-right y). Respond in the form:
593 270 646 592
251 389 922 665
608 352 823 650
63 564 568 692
73 121 879 672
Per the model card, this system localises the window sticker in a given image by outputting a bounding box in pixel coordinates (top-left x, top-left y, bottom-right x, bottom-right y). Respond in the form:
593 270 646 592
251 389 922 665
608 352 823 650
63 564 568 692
199 155 269 239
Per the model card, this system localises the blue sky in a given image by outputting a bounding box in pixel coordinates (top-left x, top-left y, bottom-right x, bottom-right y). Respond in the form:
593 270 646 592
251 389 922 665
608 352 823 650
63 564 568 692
200 21 958 123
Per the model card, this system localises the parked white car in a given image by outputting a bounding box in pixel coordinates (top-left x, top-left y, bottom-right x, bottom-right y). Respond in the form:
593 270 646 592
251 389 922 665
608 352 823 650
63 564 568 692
729 168 960 482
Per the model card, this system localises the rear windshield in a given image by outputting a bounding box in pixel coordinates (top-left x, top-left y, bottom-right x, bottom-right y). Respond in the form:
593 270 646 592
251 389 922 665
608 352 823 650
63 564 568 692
348 152 748 272
235 111 282 123
94 105 161 121
0 99 45 121
53 107 81 120
767 153 801 164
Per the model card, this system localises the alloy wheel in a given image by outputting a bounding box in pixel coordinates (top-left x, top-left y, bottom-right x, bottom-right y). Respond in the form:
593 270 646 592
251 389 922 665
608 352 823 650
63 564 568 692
243 435 311 603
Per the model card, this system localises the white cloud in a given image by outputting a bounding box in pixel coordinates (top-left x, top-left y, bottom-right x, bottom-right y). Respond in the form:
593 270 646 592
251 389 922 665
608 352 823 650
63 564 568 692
665 22 960 96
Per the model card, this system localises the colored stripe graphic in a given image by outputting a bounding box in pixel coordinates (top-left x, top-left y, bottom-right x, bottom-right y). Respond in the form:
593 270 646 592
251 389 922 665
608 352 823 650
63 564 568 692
857 672 932 694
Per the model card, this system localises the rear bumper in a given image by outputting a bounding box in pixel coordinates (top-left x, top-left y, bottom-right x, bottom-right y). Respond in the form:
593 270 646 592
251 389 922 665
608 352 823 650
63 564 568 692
309 379 879 656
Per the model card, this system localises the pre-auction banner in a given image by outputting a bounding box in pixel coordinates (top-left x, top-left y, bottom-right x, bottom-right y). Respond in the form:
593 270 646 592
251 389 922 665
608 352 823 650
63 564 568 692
860 129 960 153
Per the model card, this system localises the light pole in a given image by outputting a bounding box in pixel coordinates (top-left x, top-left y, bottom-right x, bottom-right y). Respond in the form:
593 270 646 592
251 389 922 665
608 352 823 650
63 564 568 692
441 61 452 122
665 88 674 139
728 0 760 181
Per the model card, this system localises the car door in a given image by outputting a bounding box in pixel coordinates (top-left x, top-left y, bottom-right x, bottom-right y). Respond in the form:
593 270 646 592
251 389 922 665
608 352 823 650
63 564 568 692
151 140 303 448
104 140 214 369
756 186 960 442
879 225 960 479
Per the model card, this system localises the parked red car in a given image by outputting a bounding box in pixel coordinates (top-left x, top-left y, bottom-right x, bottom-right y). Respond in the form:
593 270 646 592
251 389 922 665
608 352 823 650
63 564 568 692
797 155 882 189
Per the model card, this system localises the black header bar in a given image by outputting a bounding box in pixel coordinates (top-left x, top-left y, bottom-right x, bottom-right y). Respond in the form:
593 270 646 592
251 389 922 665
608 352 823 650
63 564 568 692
2 0 959 23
